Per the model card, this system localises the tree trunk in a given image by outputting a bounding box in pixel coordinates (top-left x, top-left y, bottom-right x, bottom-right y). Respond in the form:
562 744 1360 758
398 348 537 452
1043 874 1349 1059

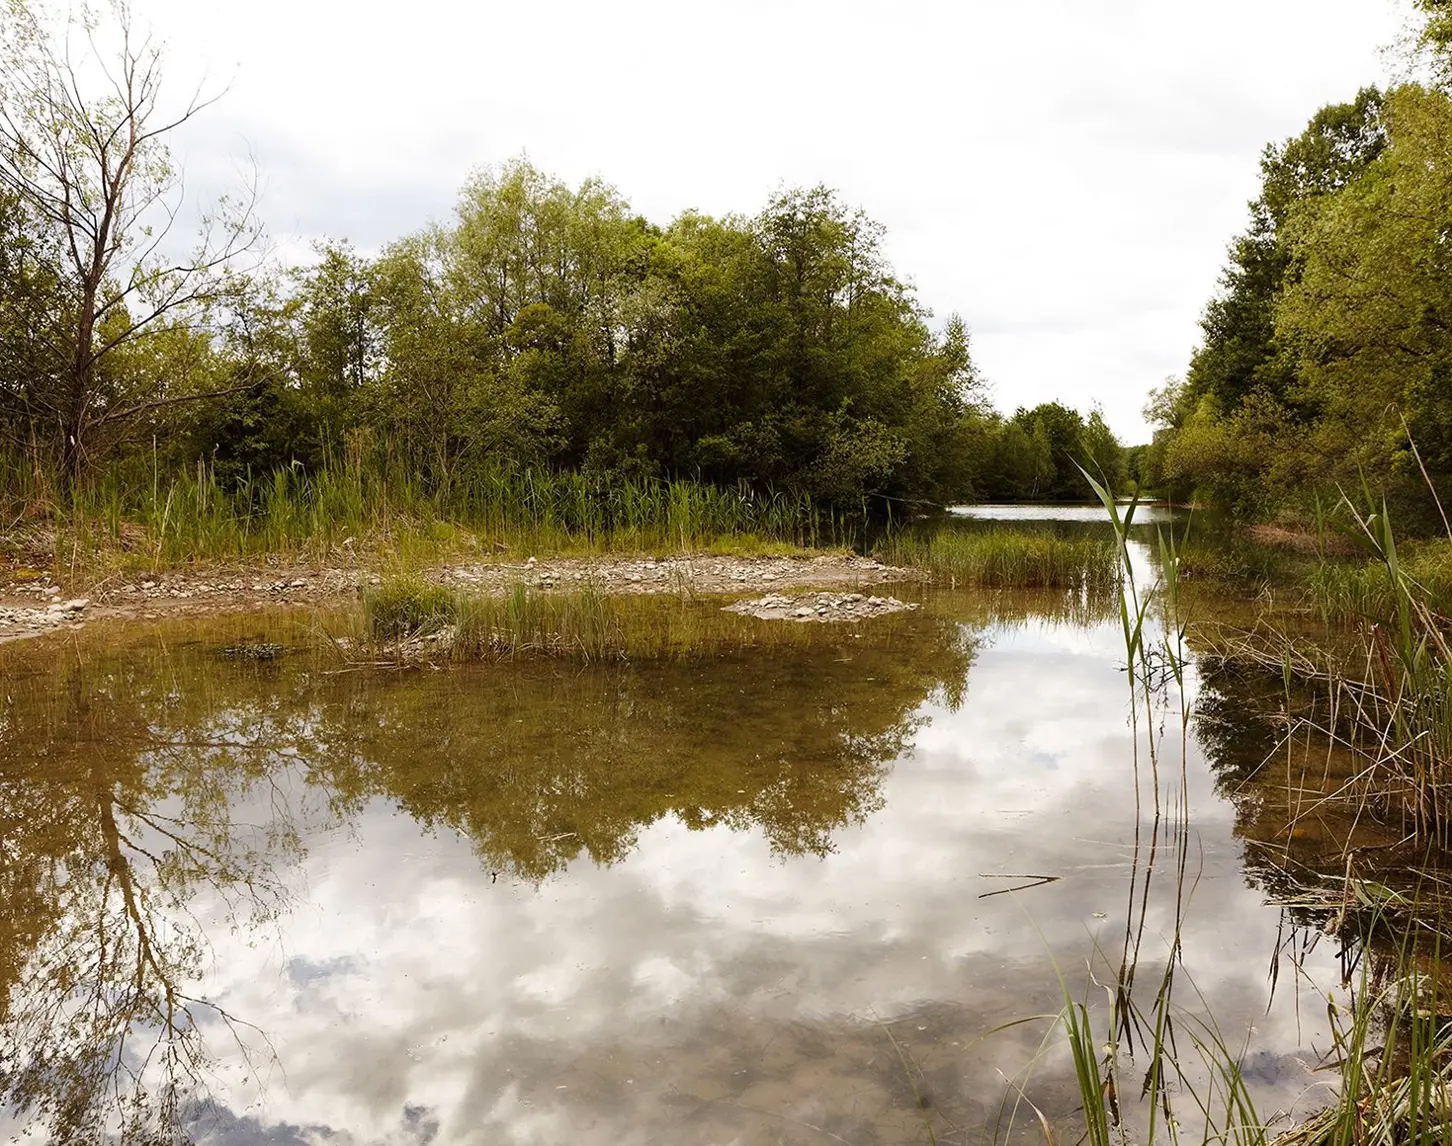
61 288 97 487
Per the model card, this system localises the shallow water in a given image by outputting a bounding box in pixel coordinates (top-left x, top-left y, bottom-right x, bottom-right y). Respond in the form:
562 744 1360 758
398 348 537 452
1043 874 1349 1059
0 522 1365 1144
948 502 1180 524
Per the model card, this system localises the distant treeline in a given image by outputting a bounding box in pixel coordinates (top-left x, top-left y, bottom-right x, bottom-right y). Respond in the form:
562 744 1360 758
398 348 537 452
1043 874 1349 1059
1145 2 1452 526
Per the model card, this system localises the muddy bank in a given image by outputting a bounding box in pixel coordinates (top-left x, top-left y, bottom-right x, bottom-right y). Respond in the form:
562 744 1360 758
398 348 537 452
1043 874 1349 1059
1245 522 1358 556
0 553 919 643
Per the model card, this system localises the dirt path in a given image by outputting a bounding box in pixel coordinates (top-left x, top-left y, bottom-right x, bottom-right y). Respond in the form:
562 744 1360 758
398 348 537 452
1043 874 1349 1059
0 552 920 643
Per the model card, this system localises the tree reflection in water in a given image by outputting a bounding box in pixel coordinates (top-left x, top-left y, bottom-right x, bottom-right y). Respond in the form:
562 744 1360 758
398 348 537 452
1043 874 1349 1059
0 651 313 1143
0 605 976 1141
1195 653 1452 986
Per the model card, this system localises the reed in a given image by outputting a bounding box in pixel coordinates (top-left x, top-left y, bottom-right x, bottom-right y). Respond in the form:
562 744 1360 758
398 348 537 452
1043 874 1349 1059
877 528 1118 591
1304 538 1452 625
1228 498 1452 846
1 453 845 571
1023 480 1452 1146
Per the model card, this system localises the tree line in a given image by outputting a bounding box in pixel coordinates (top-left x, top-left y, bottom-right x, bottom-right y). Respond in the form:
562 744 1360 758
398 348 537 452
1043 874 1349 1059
0 1 1124 519
1143 2 1452 526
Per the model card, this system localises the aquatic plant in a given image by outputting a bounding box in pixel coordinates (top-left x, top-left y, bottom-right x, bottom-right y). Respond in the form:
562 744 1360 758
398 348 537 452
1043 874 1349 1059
1019 480 1452 1146
876 527 1118 591
361 576 458 640
1304 537 1452 625
1 453 850 574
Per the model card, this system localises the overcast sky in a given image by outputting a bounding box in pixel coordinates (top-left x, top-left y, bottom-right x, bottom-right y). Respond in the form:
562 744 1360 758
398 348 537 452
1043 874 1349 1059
134 0 1411 441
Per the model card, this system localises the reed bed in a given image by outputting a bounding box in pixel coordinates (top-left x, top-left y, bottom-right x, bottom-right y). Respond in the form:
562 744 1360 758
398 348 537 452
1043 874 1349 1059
0 455 844 570
877 528 1118 591
1208 505 1452 848
1305 539 1452 624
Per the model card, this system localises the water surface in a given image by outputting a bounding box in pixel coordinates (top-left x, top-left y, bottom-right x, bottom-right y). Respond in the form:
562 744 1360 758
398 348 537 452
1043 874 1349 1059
0 553 1362 1145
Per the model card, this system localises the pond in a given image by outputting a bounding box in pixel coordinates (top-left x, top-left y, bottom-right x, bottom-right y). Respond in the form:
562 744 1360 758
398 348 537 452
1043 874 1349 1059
0 510 1376 1145
949 501 1180 524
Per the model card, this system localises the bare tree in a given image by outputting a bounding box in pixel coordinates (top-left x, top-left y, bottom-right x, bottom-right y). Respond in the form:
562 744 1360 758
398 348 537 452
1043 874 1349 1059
0 0 261 482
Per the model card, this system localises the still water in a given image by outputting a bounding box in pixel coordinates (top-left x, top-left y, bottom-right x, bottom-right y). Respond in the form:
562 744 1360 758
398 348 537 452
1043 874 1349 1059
949 502 1180 524
0 511 1356 1145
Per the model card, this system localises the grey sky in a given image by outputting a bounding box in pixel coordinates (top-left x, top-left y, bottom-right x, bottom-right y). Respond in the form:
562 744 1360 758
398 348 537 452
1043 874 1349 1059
139 0 1409 441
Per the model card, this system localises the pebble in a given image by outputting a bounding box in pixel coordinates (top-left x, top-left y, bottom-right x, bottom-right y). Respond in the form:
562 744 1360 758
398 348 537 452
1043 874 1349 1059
0 596 89 635
0 555 918 643
725 591 921 624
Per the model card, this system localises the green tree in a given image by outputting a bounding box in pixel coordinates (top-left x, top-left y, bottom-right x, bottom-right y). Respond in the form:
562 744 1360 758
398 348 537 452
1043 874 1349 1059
1274 85 1452 489
1158 90 1391 515
1003 402 1092 500
0 0 260 481
1080 407 1126 490
1183 88 1385 419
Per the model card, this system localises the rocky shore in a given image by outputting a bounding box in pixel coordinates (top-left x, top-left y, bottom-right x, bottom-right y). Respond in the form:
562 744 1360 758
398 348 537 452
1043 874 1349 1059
0 552 921 643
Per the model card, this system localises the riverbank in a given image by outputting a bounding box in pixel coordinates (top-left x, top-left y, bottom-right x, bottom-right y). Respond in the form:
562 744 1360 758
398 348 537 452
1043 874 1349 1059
0 551 920 643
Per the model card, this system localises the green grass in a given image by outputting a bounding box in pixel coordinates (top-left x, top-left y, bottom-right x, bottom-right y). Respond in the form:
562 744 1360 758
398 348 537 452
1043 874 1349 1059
1174 535 1315 587
0 453 850 575
361 576 459 640
1304 538 1452 624
877 527 1119 591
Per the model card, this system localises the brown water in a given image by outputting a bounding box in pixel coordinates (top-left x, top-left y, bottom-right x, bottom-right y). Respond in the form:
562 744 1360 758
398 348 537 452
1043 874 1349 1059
0 529 1365 1145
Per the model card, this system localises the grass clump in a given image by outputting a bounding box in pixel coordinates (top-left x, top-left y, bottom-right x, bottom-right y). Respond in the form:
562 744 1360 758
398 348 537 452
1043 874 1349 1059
362 577 459 640
452 584 621 660
360 578 927 663
362 579 627 659
878 527 1118 591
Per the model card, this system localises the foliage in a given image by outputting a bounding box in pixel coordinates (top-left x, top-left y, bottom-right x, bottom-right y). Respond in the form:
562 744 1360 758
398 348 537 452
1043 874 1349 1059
978 402 1126 502
1152 70 1452 531
1147 88 1430 518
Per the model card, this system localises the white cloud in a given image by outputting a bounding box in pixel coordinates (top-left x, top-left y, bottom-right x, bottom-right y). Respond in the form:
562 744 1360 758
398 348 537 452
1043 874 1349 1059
145 609 1333 1144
